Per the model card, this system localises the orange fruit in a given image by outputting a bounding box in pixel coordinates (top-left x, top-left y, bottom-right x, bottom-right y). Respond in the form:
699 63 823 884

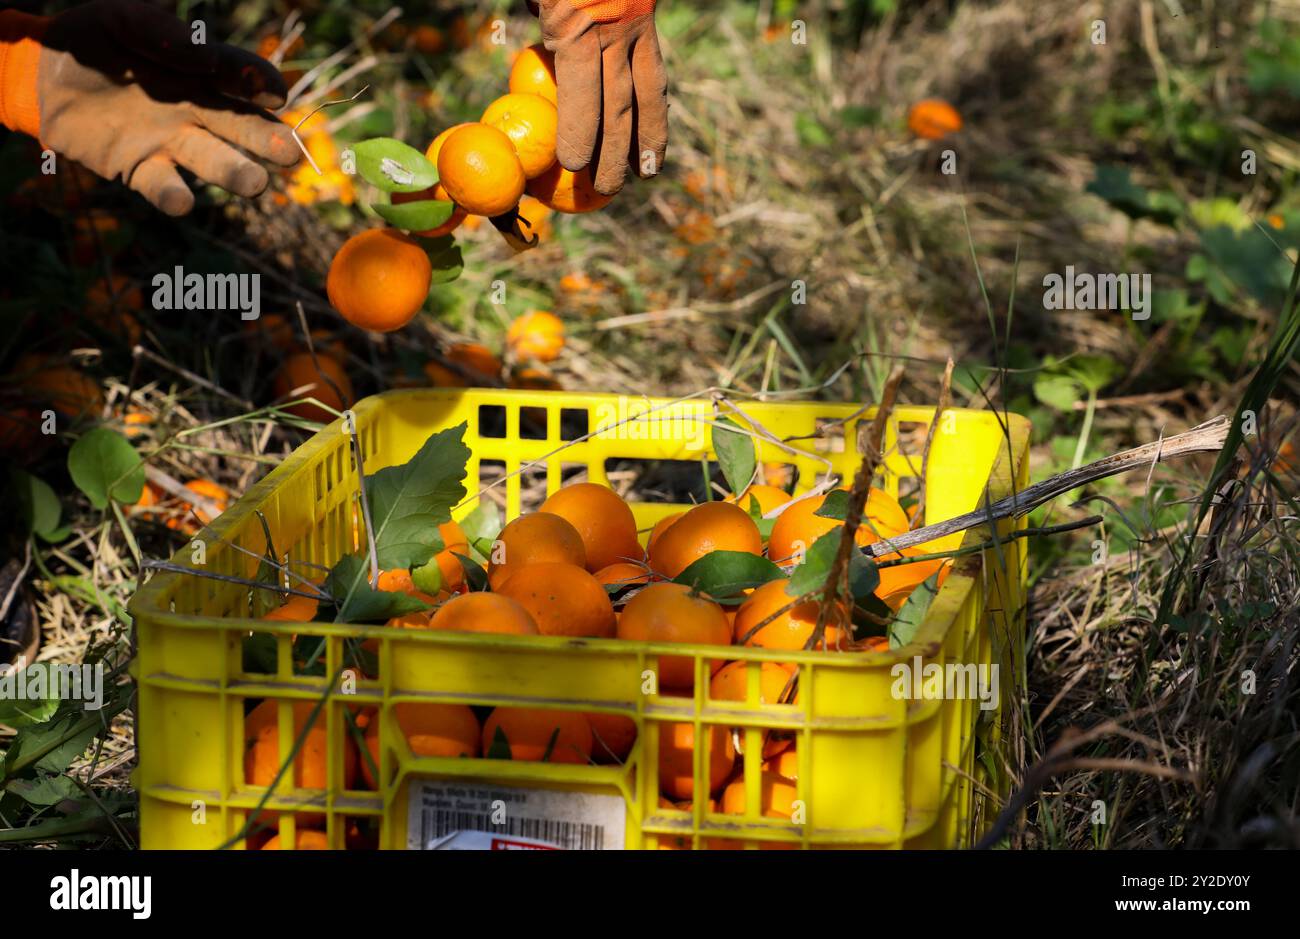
495 561 616 638
725 484 790 517
243 312 297 351
645 512 683 555
647 500 763 579
733 578 844 651
326 229 432 332
391 183 466 238
594 562 653 588
507 365 561 390
558 272 606 295
425 123 471 166
872 540 951 605
86 273 143 315
165 479 230 533
482 707 593 764
616 582 732 692
428 519 470 590
261 830 329 850
261 594 320 623
515 195 553 244
907 98 963 140
412 24 445 54
710 660 798 758
244 699 358 790
526 162 612 214
13 355 103 420
766 746 798 782
506 310 565 363
587 712 637 763
486 511 586 590
720 770 797 818
361 702 479 788
424 342 503 387
766 488 907 564
426 592 539 635
539 482 642 571
273 351 354 423
481 92 558 179
659 721 735 801
509 43 558 105
437 123 526 217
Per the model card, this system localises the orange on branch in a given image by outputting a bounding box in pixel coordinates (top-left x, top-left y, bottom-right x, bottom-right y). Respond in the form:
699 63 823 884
509 43 558 105
437 123 526 217
527 162 612 214
481 92 559 179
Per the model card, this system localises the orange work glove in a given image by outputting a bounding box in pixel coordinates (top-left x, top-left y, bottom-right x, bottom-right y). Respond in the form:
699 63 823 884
533 0 668 196
0 0 298 216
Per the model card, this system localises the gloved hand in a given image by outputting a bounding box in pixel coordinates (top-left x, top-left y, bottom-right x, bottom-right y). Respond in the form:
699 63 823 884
533 0 668 196
0 0 299 215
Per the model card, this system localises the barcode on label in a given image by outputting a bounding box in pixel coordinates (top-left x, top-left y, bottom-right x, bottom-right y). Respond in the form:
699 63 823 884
421 809 605 850
407 779 627 851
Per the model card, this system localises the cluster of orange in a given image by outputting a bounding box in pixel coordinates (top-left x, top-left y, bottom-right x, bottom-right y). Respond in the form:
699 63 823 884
325 42 614 336
131 479 231 535
250 480 948 848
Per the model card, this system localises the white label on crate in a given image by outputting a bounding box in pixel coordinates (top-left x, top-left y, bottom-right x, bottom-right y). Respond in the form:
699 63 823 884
406 779 626 850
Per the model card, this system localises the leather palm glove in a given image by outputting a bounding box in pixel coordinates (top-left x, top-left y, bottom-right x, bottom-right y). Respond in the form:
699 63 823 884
533 0 668 196
0 0 299 216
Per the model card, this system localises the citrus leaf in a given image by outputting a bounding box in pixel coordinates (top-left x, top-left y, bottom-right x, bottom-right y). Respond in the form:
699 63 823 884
323 554 432 624
351 138 438 193
487 725 513 760
67 427 145 509
889 571 942 647
673 550 783 603
453 552 489 592
787 531 879 598
372 198 456 231
813 490 849 520
458 502 503 544
712 416 756 496
425 235 465 285
12 468 62 540
744 494 777 540
364 423 471 570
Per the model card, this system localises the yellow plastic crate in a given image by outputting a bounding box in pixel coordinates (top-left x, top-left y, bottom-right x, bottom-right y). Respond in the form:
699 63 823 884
129 388 1030 849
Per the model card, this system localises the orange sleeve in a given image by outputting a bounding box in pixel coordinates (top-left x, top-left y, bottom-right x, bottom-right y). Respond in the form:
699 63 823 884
568 0 656 24
0 10 47 138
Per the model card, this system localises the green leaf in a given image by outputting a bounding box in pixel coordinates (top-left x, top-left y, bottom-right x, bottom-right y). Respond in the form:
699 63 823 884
12 468 62 539
1086 164 1182 225
351 138 439 193
6 710 101 778
787 531 880 599
453 552 489 592
813 490 849 521
838 105 881 128
1067 354 1122 394
372 198 456 231
486 724 513 760
1032 373 1081 412
1199 225 1294 309
364 423 471 570
712 416 756 496
426 235 465 285
795 113 833 148
323 554 433 624
67 428 145 509
673 550 783 603
241 633 278 674
889 571 942 647
458 502 503 544
6 773 79 806
745 494 776 540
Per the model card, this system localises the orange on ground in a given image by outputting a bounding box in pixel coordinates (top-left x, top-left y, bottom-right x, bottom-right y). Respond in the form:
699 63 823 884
539 482 642 571
361 702 479 788
725 483 791 517
482 708 593 764
720 770 798 818
647 500 762 579
481 92 559 179
427 591 538 635
14 354 104 420
766 488 908 564
391 183 467 238
587 712 637 763
616 582 731 692
733 578 845 651
326 228 432 333
424 342 503 387
165 479 230 533
509 43 558 105
243 312 296 351
486 511 586 590
495 562 616 638
244 699 357 790
86 274 143 314
907 98 963 140
412 24 445 54
558 272 606 295
273 351 354 423
261 594 320 623
506 309 565 363
261 830 329 850
645 512 683 555
526 162 612 214
437 123 526 217
659 721 735 801
508 365 561 390
594 562 653 588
